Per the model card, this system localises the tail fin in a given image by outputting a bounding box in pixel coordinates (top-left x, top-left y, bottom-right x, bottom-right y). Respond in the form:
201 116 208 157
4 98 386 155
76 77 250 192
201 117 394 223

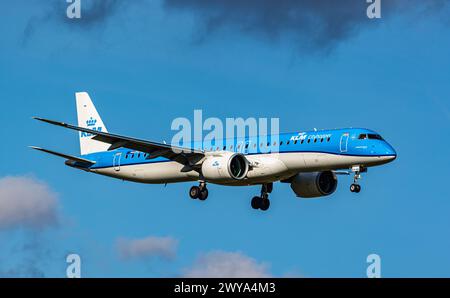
76 92 110 155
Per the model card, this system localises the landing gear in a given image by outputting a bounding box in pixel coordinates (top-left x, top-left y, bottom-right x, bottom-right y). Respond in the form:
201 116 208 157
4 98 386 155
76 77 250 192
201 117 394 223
189 182 208 200
350 183 361 193
251 195 270 211
251 183 273 211
350 165 365 193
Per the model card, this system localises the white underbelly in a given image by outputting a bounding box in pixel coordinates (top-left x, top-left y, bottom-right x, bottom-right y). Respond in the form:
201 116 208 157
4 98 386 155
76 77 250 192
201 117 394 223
92 161 199 184
90 152 389 185
280 152 393 171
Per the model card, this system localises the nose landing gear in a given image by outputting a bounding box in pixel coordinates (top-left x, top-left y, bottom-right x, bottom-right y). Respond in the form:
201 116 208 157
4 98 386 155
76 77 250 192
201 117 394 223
350 183 361 193
350 165 365 193
251 183 273 211
189 181 209 200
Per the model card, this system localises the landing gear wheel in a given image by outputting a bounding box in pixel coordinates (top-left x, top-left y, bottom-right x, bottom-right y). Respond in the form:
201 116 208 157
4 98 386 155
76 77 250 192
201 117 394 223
198 188 209 201
189 186 201 199
350 184 361 193
251 196 260 209
259 198 270 211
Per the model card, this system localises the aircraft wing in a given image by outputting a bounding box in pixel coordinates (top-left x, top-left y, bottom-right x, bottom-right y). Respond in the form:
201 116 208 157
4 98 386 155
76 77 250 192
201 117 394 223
33 117 205 167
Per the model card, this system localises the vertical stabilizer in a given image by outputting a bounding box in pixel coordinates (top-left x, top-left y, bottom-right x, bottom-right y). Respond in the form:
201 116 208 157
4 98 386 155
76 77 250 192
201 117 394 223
75 92 110 155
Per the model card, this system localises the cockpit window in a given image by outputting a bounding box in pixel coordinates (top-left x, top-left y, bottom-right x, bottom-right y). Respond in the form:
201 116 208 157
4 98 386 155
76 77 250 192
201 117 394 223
368 134 383 140
359 133 383 140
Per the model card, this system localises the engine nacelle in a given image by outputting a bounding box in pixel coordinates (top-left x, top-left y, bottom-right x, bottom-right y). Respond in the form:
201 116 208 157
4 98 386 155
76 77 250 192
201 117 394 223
201 153 249 182
290 171 337 198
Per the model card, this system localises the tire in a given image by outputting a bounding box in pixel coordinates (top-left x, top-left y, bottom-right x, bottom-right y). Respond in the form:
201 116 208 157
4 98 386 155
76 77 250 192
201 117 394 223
350 184 356 192
198 189 208 201
251 196 260 209
260 198 270 211
189 186 200 199
355 185 361 193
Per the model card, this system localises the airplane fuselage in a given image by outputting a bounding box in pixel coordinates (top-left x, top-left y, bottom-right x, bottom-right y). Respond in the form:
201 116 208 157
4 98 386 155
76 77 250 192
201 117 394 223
81 128 396 186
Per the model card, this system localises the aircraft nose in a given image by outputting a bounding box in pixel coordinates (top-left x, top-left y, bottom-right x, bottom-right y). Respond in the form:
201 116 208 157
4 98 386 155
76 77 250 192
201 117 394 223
384 144 397 161
387 154 396 162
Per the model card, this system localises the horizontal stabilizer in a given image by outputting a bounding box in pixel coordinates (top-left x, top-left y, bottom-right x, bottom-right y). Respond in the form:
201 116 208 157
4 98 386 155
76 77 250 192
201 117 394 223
29 146 96 166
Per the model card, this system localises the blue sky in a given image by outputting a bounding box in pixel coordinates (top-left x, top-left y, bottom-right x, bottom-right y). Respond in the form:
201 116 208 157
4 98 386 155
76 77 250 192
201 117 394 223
0 0 450 277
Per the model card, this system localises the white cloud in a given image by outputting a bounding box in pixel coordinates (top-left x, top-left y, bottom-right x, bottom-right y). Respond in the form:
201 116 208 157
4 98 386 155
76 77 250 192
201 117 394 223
0 176 59 230
183 251 271 278
117 236 178 261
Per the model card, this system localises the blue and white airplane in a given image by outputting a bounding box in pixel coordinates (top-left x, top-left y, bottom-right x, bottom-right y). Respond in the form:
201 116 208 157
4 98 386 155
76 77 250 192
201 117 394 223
32 92 397 211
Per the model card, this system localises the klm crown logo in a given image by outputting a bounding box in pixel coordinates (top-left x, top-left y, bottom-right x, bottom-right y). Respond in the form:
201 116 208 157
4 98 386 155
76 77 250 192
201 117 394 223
86 117 97 127
81 117 102 138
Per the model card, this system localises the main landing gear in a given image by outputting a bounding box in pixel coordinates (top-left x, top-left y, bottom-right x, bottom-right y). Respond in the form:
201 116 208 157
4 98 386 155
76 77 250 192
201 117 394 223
350 165 366 193
189 182 208 200
251 183 273 211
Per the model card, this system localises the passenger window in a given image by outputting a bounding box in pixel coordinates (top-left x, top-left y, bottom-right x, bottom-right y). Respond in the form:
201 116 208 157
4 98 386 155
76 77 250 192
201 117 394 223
314 139 317 143
327 137 330 142
287 141 290 145
294 140 298 144
320 138 323 142
301 140 304 144
280 141 283 146
267 142 270 146
307 139 310 143
223 146 226 150
245 144 249 149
